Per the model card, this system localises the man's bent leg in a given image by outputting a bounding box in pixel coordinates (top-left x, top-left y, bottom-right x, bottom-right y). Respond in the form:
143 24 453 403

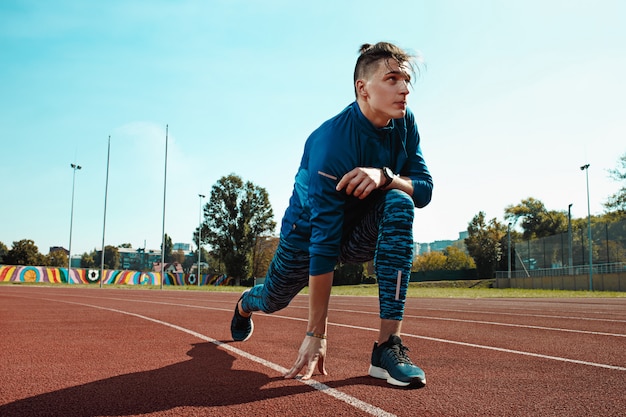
374 189 414 322
370 190 425 388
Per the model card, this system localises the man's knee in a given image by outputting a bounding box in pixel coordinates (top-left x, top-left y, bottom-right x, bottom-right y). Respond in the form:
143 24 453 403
385 189 415 213
383 190 415 226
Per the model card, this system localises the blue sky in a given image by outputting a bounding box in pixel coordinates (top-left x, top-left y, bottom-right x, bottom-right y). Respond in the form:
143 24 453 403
1 0 625 257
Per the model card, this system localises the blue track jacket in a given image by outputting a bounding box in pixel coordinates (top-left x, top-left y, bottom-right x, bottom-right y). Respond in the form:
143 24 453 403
280 101 433 275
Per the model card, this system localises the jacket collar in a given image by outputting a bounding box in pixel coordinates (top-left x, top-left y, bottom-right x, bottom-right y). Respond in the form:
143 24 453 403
351 101 395 138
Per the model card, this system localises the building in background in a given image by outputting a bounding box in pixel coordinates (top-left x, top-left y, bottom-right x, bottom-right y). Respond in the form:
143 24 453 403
416 231 469 256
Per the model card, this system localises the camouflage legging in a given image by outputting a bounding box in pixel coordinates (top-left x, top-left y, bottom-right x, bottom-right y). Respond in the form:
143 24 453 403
241 189 414 320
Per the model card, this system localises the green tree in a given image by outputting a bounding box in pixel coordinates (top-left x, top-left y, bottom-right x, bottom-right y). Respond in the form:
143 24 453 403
504 197 567 239
80 251 96 268
333 262 365 285
46 250 68 267
605 153 626 214
413 251 447 271
200 174 276 283
183 250 197 274
252 236 279 278
161 234 174 263
172 249 186 265
4 239 46 266
0 241 7 263
443 246 476 270
95 245 120 270
465 212 507 278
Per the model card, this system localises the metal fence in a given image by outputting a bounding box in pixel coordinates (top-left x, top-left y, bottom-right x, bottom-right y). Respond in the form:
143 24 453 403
497 218 626 278
496 261 626 279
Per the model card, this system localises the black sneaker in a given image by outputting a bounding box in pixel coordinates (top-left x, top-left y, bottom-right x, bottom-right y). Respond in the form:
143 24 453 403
230 292 254 342
368 335 426 388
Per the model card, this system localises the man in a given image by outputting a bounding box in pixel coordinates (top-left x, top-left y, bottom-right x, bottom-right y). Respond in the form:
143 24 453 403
230 42 433 388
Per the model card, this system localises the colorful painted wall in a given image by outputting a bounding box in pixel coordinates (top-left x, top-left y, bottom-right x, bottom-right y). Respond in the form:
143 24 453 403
0 265 233 286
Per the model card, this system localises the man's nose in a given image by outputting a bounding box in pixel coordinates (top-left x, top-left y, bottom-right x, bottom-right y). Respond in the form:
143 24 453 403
400 81 410 94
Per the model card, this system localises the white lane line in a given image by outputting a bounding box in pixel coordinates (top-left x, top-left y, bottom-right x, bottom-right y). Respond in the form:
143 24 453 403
330 308 626 338
329 322 626 372
78 296 626 372
14 291 626 373
405 315 626 338
46 298 397 417
415 307 626 323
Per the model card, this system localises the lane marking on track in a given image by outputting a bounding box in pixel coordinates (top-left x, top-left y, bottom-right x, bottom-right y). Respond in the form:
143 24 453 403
333 308 626 338
323 307 626 338
43 298 398 417
7 291 626 373
404 315 626 338
329 322 626 372
414 307 626 323
269 299 626 324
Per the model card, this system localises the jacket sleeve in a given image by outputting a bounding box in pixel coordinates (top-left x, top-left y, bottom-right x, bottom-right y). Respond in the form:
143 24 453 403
403 112 433 208
305 128 352 276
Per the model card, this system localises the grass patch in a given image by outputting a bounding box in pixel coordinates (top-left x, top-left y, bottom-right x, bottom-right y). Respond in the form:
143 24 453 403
2 280 625 298
325 281 626 298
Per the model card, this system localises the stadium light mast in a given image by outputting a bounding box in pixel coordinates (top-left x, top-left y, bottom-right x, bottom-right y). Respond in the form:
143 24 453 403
580 164 592 291
198 194 205 287
160 125 169 290
100 136 111 288
68 162 82 284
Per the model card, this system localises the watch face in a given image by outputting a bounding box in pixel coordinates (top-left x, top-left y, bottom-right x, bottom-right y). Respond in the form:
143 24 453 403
384 167 394 179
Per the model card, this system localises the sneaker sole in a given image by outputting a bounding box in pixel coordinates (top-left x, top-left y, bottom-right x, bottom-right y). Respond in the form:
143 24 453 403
368 365 426 388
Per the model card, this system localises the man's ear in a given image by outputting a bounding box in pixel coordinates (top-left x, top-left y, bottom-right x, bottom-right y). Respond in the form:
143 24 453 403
355 79 368 99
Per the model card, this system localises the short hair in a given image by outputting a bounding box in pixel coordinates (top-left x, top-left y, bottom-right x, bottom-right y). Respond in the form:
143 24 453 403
353 42 420 97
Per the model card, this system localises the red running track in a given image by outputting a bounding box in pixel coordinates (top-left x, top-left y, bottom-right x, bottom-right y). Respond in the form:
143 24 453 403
1 286 625 417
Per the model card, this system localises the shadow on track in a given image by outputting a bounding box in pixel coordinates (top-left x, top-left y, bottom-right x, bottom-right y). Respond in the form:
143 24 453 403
0 342 315 416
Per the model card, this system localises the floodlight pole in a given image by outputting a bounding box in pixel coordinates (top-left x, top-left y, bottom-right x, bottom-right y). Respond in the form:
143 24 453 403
68 163 82 284
100 136 111 288
198 194 205 287
580 164 592 291
160 125 169 289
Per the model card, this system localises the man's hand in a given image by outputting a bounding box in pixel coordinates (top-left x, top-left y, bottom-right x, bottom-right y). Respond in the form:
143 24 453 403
284 334 327 380
336 167 385 199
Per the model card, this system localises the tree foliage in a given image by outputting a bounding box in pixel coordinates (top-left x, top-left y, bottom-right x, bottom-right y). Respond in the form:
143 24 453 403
333 262 365 285
413 251 447 271
443 246 476 270
4 239 46 266
252 237 279 278
0 241 8 263
605 152 626 214
161 234 174 263
199 174 276 281
504 197 567 239
413 246 475 272
94 245 120 270
81 252 96 268
465 212 507 278
46 250 68 267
